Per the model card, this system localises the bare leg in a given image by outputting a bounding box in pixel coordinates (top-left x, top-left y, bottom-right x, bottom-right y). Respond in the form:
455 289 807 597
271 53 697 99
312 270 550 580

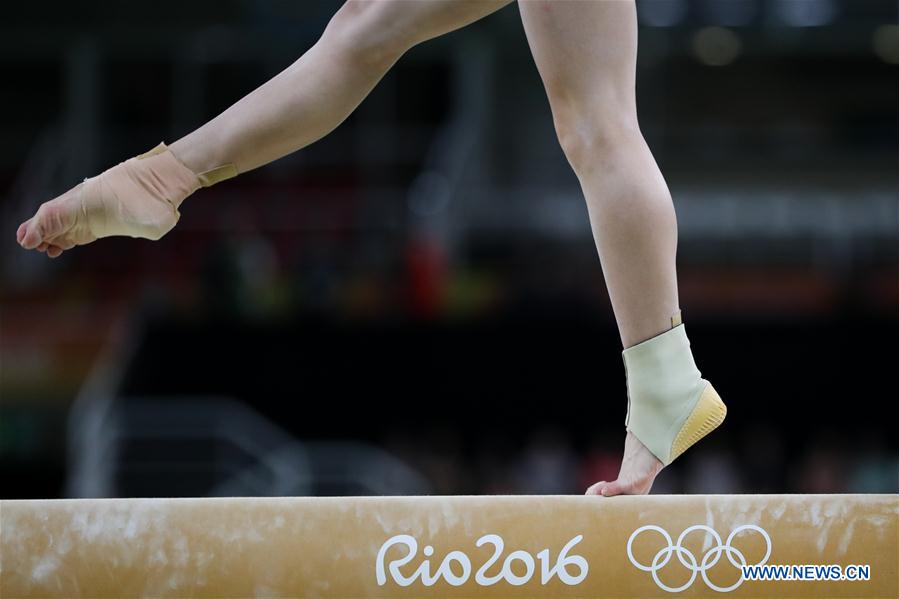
519 0 683 495
17 0 512 257
171 0 514 175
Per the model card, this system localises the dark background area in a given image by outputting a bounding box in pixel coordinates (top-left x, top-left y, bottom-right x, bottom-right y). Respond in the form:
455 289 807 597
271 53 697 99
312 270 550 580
1 0 897 499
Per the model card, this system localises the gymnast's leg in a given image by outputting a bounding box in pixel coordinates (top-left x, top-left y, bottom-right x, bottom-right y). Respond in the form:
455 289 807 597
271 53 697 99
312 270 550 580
519 0 725 495
16 0 512 257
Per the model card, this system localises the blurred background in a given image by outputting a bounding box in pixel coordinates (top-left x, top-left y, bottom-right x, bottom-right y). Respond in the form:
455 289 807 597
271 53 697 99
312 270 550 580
1 0 897 499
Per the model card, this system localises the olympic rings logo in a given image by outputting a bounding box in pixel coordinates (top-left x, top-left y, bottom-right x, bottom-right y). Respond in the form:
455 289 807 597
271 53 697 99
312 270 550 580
627 524 772 593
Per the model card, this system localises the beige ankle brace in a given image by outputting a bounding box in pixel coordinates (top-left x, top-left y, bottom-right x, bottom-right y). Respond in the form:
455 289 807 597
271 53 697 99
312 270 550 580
80 142 235 240
622 319 726 465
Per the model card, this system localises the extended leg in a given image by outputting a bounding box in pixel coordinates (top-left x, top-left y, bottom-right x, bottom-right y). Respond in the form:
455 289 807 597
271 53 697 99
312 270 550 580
519 0 725 495
171 0 513 176
17 0 512 257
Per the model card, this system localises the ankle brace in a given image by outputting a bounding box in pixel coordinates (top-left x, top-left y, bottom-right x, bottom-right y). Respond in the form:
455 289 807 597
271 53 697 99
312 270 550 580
622 316 726 465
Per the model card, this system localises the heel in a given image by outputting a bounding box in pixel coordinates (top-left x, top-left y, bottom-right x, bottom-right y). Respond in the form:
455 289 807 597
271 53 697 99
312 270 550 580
669 383 727 462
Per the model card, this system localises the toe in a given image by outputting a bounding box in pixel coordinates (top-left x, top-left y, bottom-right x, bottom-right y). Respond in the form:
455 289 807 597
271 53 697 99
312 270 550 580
16 221 28 245
599 479 630 497
585 481 607 496
22 219 45 249
21 193 78 250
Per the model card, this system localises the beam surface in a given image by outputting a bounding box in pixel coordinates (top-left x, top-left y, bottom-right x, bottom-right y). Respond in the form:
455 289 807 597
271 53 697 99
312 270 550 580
1 495 897 598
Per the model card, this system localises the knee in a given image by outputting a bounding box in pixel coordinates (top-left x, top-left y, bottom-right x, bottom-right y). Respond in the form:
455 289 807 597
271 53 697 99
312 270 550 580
543 78 641 172
553 108 642 174
323 1 416 69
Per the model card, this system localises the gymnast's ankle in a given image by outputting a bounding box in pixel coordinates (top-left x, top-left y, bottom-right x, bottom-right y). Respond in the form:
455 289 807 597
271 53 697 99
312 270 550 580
622 311 727 466
82 142 237 241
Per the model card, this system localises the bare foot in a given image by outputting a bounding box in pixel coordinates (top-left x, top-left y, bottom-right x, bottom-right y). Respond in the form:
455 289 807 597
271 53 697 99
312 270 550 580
585 431 663 496
17 184 97 258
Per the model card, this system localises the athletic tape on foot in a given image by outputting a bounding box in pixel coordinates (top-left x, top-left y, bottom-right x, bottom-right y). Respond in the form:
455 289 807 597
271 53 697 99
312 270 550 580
622 322 726 465
81 143 235 240
137 142 238 188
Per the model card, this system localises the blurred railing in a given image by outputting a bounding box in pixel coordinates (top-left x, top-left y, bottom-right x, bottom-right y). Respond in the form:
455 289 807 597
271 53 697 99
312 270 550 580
66 318 431 498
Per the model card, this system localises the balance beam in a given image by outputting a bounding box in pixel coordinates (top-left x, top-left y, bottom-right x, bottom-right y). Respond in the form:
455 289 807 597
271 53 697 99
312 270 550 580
1 495 896 598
